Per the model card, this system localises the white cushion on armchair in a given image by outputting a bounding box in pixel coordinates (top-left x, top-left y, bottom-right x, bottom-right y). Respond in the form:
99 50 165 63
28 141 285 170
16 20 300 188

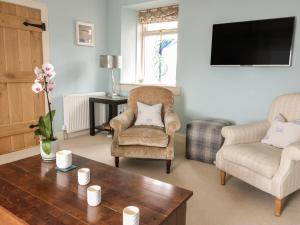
134 102 164 127
262 116 300 148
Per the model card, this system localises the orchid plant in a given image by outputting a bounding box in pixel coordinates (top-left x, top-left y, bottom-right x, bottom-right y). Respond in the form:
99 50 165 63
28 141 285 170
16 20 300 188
30 63 56 154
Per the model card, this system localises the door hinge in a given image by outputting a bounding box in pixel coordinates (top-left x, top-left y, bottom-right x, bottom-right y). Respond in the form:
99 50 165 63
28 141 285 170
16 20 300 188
23 21 46 31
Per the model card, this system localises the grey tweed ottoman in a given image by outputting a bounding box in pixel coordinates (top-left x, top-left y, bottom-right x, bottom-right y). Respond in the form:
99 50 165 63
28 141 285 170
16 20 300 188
186 119 234 164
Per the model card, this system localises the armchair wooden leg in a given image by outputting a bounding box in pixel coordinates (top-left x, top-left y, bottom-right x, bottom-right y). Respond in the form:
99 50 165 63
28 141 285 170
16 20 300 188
220 170 226 185
166 160 171 174
115 157 119 168
275 198 282 217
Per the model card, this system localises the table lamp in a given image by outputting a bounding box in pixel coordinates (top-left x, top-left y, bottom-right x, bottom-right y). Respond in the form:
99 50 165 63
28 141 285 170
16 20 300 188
100 55 122 98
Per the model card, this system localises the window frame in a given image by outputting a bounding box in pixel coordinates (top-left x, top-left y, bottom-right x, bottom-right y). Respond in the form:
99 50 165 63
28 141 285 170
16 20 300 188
136 22 178 86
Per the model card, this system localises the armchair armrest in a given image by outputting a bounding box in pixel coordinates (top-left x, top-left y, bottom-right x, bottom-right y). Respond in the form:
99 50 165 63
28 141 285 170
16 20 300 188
110 109 134 134
164 111 181 135
283 142 300 161
222 121 270 146
271 142 300 198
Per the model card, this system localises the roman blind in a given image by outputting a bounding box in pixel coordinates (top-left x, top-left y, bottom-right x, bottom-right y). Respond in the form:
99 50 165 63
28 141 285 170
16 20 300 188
138 5 179 24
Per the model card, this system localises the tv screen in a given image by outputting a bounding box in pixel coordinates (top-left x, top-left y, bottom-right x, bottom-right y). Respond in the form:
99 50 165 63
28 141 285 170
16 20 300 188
210 17 295 66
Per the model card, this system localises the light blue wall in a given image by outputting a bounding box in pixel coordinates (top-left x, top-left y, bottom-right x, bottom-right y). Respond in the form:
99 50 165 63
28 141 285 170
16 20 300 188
121 8 138 84
41 0 108 132
176 0 300 130
108 0 300 132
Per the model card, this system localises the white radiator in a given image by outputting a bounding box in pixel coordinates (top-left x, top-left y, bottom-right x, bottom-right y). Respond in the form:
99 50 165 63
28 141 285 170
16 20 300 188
63 92 106 133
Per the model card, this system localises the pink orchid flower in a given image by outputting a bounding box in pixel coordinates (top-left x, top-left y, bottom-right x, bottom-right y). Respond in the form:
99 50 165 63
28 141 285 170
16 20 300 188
32 82 43 93
36 74 44 81
46 71 56 80
34 66 43 75
32 64 56 94
34 67 45 81
47 80 55 92
42 63 54 75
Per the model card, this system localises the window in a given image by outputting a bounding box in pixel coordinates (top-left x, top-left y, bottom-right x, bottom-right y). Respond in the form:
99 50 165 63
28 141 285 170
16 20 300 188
139 21 178 86
135 5 179 87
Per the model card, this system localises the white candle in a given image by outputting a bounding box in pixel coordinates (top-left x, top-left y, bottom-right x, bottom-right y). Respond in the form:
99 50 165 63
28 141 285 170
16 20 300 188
87 185 101 207
123 206 140 225
78 168 90 185
56 150 72 169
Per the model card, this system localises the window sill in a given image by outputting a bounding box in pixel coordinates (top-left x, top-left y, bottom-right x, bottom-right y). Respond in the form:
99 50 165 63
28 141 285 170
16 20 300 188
119 83 181 96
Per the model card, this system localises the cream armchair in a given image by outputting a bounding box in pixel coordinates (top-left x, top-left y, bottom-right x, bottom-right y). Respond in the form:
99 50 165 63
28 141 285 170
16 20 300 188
110 86 181 173
216 93 300 216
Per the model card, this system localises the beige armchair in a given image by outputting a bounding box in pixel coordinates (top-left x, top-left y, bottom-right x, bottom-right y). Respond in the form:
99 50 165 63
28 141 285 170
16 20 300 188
110 86 181 173
216 93 300 216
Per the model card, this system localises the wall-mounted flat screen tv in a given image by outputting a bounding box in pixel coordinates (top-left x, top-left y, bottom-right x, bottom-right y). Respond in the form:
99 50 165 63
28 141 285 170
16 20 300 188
210 17 295 66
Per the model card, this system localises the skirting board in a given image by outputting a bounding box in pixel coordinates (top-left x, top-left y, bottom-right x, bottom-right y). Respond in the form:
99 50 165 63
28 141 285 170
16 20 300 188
56 130 90 140
56 130 186 144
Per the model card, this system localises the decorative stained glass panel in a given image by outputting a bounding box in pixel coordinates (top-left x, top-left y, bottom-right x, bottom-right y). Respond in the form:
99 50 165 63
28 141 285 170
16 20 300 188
142 28 177 86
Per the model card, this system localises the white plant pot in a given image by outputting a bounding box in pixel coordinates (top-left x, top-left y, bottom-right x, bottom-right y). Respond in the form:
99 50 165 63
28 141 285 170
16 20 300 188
40 139 59 161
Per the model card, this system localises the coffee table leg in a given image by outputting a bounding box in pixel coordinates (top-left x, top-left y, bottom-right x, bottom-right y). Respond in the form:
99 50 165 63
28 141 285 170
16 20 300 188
161 202 187 225
89 100 95 136
176 202 187 225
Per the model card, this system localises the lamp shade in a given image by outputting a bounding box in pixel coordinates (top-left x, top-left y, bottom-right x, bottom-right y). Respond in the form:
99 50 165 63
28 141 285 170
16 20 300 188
100 55 122 69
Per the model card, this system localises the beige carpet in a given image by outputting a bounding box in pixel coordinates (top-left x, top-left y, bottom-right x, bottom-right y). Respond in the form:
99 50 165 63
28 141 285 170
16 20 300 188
1 134 299 225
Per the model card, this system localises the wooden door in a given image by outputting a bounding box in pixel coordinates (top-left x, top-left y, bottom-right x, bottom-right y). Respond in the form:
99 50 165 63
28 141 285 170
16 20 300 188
0 1 45 154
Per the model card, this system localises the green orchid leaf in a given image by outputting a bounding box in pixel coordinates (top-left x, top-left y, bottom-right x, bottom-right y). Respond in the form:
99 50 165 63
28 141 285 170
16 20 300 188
38 116 51 139
41 139 51 155
34 129 42 136
44 110 55 135
36 110 56 140
38 116 47 137
42 116 51 135
45 110 56 123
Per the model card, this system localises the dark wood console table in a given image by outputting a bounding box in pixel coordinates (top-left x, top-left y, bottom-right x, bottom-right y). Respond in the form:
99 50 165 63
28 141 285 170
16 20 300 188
89 96 128 136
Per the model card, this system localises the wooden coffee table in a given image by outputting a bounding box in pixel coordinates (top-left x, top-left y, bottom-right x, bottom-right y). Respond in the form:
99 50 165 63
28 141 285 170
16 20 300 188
0 155 193 225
